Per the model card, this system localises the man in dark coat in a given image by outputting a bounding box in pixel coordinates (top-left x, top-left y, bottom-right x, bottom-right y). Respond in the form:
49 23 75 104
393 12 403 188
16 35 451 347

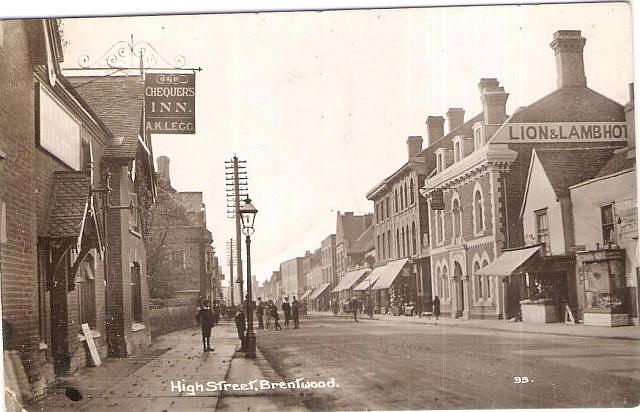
271 302 282 330
234 305 247 352
433 296 441 320
256 297 265 329
282 297 292 328
196 300 216 352
292 296 300 329
350 297 359 322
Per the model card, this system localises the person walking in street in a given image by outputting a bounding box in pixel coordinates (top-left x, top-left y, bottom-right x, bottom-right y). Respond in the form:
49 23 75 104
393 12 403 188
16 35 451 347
271 302 282 330
195 300 216 352
350 297 359 322
433 296 441 320
292 296 300 329
234 305 247 352
265 300 273 330
256 297 265 329
282 297 292 328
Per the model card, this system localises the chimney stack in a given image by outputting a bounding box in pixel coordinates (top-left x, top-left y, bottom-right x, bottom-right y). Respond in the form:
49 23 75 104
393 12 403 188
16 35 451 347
550 30 587 89
406 135 423 159
446 108 465 133
478 78 509 125
157 155 171 185
425 116 445 146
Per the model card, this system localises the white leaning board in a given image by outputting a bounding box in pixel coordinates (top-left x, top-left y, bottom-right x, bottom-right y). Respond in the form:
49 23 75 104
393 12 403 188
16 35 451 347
81 323 101 366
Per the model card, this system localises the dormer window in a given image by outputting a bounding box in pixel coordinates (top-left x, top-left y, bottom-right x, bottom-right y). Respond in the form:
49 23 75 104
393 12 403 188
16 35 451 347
453 136 465 162
435 148 447 173
473 123 484 150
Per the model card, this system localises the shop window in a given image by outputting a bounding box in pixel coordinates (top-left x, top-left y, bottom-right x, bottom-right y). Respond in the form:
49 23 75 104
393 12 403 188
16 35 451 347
535 208 550 254
474 261 483 299
76 254 96 329
601 204 616 245
583 260 626 314
131 262 143 323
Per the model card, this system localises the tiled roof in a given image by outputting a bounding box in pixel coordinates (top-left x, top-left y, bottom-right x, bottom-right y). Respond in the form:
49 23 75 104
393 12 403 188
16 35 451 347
66 75 144 139
594 148 636 178
509 88 625 123
350 224 374 254
535 148 616 196
43 171 91 238
103 135 139 159
339 213 372 243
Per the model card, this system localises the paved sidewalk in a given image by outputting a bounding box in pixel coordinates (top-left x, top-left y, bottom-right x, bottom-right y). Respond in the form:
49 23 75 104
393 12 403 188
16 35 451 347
306 311 640 340
27 323 305 411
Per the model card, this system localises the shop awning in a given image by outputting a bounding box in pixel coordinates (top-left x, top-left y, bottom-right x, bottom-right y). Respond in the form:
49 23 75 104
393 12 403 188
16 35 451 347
372 258 409 290
332 268 370 293
299 289 314 300
353 265 385 291
309 282 331 300
476 245 542 277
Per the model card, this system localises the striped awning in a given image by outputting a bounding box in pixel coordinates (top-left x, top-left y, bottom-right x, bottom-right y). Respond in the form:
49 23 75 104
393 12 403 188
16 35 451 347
476 245 542 277
299 288 314 300
353 265 385 291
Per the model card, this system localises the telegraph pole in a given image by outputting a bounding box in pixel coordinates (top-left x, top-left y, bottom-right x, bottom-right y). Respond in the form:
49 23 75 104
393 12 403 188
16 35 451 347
226 238 235 307
225 156 248 304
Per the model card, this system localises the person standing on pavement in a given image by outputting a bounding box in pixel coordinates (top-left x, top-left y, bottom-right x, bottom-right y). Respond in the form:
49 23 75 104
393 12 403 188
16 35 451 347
433 296 441 320
256 297 265 329
271 301 282 330
265 300 273 330
234 305 247 352
350 296 359 322
195 300 216 352
282 297 292 328
292 296 300 329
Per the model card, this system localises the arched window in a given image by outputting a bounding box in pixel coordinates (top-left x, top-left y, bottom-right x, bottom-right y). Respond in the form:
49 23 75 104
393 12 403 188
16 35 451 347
482 259 491 298
442 266 450 299
436 266 442 297
404 182 408 208
382 232 386 260
410 178 415 204
411 222 417 255
474 261 483 299
402 227 406 257
377 235 381 261
396 229 400 258
474 189 484 233
394 189 398 213
387 230 391 258
452 198 461 239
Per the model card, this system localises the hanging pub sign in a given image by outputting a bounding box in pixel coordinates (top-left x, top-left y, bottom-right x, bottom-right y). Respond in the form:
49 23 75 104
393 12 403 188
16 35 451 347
144 73 196 134
430 189 444 210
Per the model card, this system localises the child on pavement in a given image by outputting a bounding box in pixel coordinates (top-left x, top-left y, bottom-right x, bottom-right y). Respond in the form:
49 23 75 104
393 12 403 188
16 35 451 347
196 300 216 352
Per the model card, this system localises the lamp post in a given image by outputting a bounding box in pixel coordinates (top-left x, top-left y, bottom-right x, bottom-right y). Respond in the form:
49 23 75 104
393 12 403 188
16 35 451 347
239 197 258 359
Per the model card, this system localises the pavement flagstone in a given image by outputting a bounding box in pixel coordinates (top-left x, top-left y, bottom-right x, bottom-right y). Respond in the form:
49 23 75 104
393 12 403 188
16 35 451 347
27 323 306 411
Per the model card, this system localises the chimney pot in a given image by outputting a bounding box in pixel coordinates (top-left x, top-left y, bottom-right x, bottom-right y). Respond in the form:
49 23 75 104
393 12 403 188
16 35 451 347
446 108 465 133
406 135 423 159
480 84 509 125
425 116 445 146
550 30 587 88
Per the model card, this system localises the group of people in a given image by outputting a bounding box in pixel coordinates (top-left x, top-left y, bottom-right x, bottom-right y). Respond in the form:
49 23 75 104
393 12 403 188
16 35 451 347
196 296 305 353
255 296 301 330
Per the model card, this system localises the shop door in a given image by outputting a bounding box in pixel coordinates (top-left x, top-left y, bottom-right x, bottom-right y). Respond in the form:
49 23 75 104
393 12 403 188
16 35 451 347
506 274 522 320
454 262 464 317
50 252 70 375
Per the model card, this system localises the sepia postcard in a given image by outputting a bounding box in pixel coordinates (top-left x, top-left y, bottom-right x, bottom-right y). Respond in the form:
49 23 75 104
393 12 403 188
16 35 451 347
0 1 638 411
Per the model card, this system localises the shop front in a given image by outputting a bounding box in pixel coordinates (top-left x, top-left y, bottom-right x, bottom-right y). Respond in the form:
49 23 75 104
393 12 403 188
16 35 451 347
331 268 370 312
309 282 331 311
576 248 629 327
371 259 415 315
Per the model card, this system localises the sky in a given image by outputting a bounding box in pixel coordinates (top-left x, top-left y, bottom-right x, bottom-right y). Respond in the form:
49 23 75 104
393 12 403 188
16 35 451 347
56 2 634 284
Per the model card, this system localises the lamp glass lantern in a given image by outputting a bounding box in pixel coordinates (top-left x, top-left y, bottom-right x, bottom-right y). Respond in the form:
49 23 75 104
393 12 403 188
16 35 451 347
239 197 258 235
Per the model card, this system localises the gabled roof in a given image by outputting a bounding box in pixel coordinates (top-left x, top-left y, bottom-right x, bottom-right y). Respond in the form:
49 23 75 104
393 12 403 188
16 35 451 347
337 212 372 244
534 147 616 197
509 87 625 123
103 136 139 159
66 75 144 139
350 224 374 255
42 171 91 238
594 148 636 178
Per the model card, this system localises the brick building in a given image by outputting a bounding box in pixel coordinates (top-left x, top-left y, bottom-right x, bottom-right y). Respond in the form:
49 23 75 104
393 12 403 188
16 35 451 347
149 156 217 303
280 256 304 298
321 234 337 285
366 133 432 314
334 211 373 281
0 19 156 403
422 30 628 321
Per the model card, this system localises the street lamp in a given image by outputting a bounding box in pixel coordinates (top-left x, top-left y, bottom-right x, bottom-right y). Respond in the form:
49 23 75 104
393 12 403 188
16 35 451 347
239 197 258 359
